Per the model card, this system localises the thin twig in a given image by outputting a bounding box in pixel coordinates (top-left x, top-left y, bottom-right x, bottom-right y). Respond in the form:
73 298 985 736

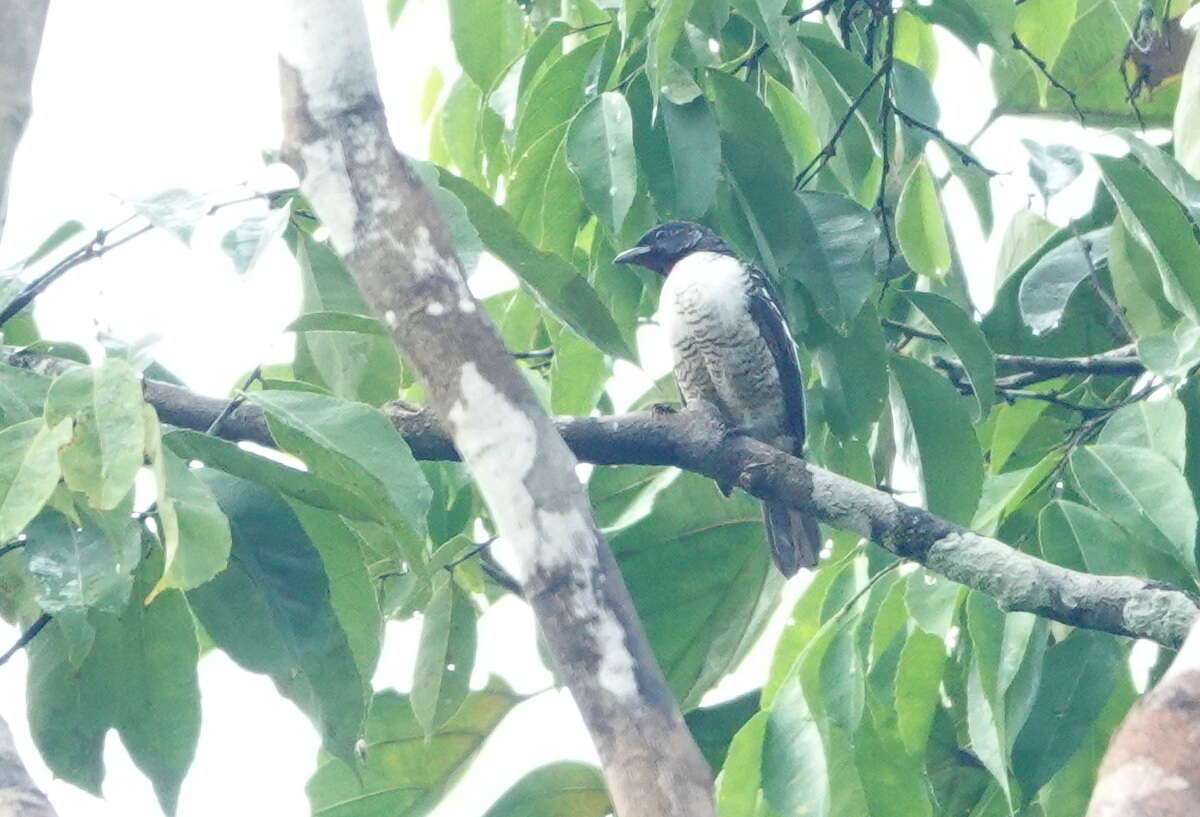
512 347 554 360
1070 221 1136 342
735 0 837 72
882 317 944 342
443 536 497 571
1011 33 1086 126
874 12 897 264
206 366 263 436
796 64 889 189
0 614 51 667
892 108 998 177
0 541 24 560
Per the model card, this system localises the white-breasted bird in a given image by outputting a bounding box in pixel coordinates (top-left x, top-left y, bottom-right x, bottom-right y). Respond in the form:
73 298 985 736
615 221 822 576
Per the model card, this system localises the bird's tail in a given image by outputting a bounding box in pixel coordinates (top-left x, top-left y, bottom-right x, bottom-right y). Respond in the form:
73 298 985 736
762 501 822 577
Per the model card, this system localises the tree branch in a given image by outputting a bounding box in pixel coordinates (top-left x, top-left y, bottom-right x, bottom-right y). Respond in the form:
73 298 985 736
1087 617 1200 815
0 0 50 242
275 3 714 816
0 713 58 817
5 345 1190 648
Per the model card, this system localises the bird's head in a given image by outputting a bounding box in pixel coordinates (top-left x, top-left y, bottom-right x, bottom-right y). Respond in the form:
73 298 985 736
613 221 732 275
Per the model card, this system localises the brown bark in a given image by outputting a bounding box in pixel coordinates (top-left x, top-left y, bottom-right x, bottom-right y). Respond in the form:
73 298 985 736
274 3 715 815
1087 621 1200 816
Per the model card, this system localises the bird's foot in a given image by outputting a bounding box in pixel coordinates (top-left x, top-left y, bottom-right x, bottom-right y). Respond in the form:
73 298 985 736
650 402 678 416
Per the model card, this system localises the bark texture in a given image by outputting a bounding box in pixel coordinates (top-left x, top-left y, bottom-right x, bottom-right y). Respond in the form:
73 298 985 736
275 3 715 816
1086 620 1200 816
0 0 50 241
5 343 1194 649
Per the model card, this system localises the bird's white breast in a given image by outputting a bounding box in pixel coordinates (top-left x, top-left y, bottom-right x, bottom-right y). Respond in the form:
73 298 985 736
658 251 751 344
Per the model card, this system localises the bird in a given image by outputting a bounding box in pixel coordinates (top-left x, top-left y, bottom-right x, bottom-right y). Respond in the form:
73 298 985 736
614 220 822 576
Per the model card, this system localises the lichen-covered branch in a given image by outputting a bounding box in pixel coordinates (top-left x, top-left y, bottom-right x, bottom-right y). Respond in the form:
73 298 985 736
274 3 714 816
1086 618 1200 815
0 0 50 240
5 343 1188 649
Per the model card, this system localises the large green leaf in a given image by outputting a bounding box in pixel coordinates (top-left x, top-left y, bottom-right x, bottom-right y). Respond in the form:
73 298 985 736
27 555 200 814
1012 630 1123 794
307 681 520 817
789 193 878 335
411 578 477 735
602 468 781 708
854 712 933 817
147 414 232 598
0 418 70 542
447 0 525 93
248 389 431 550
513 38 604 160
814 305 889 438
288 228 403 406
24 505 139 615
43 358 145 510
905 291 995 420
647 0 697 106
187 471 367 760
1098 399 1187 469
1070 444 1197 574
438 169 633 360
566 92 637 235
890 355 984 525
661 96 722 220
1038 499 1141 577
1177 34 1200 178
1017 228 1109 336
481 762 610 817
762 677 830 817
685 690 760 772
1097 154 1200 323
894 629 947 755
896 159 951 279
0 365 51 427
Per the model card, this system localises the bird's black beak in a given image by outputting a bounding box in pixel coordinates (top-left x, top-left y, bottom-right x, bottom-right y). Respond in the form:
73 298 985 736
614 245 653 266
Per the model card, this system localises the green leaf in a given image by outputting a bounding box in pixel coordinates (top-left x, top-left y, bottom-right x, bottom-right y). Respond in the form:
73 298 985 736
966 655 1011 803
762 677 829 817
1070 444 1197 574
685 690 760 772
0 418 70 542
514 38 604 160
1176 34 1200 178
910 0 1002 48
549 327 608 416
447 0 525 93
411 579 477 735
789 193 878 334
440 74 484 186
248 389 431 547
307 681 520 817
1012 630 1123 793
187 471 367 760
286 311 388 336
1096 154 1200 323
438 169 633 360
1038 499 1141 577
1098 399 1187 469
662 96 722 220
1023 140 1083 200
1013 0 1076 103
289 501 383 684
565 92 637 235
27 554 200 814
905 291 995 420
854 712 933 817
125 188 208 244
2 220 85 274
481 762 610 817
605 469 781 708
221 206 290 275
891 355 983 525
0 365 50 427
287 227 403 405
44 358 145 510
1017 228 1108 335
648 0 696 106
1137 322 1200 381
148 417 232 598
896 159 951 278
25 506 139 614
894 630 947 754
715 711 768 816
386 0 408 26
164 430 379 522
814 305 889 438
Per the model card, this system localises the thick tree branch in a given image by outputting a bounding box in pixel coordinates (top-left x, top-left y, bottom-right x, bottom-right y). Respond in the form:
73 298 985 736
275 3 714 816
0 714 58 817
6 345 1191 648
0 0 50 242
1087 618 1200 816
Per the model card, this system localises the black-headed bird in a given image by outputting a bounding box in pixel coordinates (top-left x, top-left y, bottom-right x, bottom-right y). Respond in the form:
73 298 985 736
615 221 821 576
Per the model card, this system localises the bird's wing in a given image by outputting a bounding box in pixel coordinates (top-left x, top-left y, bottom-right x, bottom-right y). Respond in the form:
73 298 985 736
746 266 806 451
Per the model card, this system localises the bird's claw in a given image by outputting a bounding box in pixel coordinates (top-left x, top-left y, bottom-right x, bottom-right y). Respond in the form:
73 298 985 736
651 402 678 416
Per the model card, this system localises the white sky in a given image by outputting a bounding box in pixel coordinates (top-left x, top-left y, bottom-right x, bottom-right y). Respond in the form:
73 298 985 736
0 1 1154 815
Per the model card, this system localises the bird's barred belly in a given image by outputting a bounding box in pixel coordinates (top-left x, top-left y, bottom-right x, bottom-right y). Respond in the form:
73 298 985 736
659 253 790 442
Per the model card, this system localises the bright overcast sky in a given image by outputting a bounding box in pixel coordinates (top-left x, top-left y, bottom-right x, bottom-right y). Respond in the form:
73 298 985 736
0 0 1143 815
